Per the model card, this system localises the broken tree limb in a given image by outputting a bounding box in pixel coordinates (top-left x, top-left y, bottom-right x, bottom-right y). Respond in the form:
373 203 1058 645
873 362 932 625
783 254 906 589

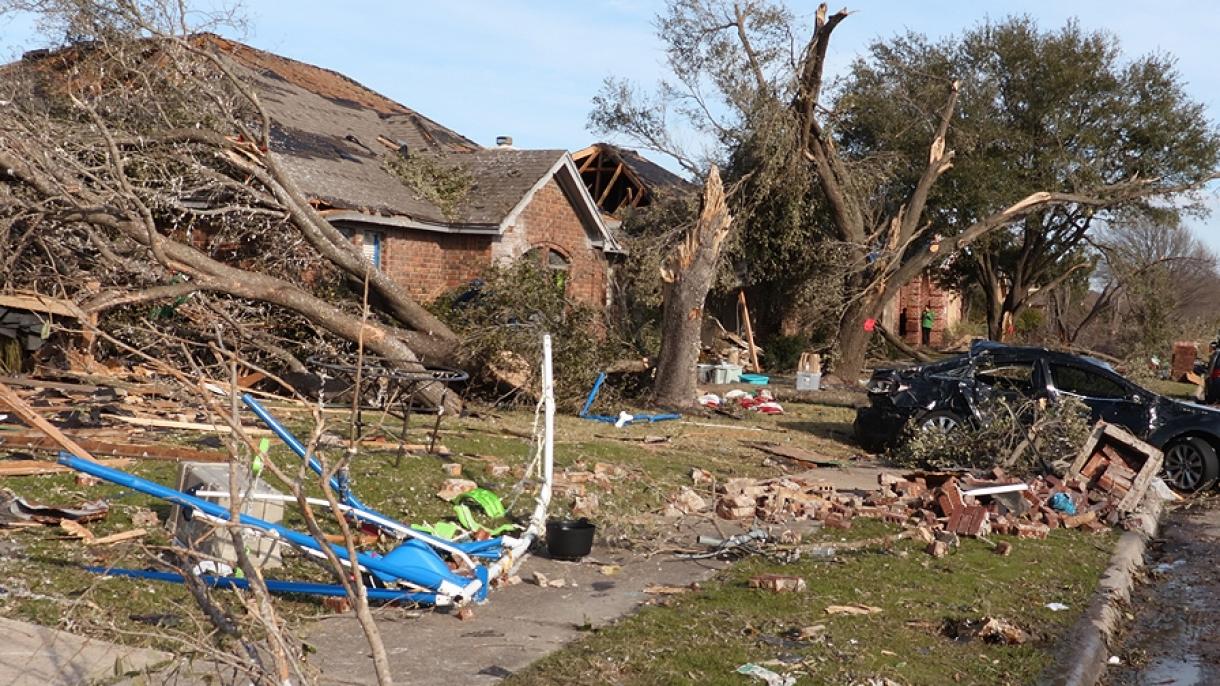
0 381 100 463
874 323 933 362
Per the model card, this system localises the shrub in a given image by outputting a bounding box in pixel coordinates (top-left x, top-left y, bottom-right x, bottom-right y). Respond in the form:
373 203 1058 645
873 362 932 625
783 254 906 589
890 396 1092 475
432 260 625 408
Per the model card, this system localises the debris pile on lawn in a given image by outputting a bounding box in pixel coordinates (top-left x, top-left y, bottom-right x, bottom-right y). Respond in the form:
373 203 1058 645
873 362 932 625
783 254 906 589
0 366 453 469
683 422 1163 554
697 389 784 415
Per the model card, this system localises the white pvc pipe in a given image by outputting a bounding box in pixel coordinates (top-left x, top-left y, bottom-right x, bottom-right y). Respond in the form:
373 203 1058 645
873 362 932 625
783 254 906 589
486 333 555 581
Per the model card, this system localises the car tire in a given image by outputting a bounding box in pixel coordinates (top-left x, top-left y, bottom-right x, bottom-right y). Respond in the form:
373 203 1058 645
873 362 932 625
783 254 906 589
916 410 965 435
1162 436 1220 493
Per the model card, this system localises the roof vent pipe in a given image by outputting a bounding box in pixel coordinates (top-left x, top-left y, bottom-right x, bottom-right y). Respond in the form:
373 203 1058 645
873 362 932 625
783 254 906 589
495 136 514 148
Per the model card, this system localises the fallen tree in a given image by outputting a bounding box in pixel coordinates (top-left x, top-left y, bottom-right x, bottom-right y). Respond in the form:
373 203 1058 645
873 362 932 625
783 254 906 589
0 1 459 407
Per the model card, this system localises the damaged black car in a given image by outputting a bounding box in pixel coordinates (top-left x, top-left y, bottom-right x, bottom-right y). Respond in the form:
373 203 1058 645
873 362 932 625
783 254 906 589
854 341 1220 492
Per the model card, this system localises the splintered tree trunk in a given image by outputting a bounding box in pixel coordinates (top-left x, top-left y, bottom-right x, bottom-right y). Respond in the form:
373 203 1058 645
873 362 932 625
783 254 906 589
653 166 732 409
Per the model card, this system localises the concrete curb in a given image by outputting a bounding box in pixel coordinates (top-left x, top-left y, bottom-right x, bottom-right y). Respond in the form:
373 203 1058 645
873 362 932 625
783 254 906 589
1039 492 1168 686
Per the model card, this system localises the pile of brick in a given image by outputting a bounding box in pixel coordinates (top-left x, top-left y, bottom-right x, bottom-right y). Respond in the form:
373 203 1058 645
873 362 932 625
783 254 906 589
700 422 1162 552
709 475 843 523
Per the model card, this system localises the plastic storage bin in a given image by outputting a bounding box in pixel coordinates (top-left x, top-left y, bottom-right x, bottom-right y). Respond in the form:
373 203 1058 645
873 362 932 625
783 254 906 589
796 371 822 391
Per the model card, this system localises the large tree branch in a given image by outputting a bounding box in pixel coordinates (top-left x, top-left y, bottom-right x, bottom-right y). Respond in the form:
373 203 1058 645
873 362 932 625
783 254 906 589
734 3 770 96
880 175 1220 306
897 81 959 241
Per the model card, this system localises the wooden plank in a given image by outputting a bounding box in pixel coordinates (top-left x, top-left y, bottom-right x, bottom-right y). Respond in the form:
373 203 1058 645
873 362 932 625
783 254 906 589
596 162 625 207
738 290 761 373
0 381 100 463
0 433 228 463
101 414 273 436
0 376 103 395
0 458 132 476
0 292 84 319
86 528 147 546
1067 423 1107 478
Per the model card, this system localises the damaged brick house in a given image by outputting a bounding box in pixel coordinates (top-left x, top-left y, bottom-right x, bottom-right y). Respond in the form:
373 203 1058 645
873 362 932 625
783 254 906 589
209 38 623 309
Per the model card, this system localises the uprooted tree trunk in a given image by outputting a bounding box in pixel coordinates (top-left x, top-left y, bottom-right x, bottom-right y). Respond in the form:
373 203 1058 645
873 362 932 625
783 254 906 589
653 166 732 409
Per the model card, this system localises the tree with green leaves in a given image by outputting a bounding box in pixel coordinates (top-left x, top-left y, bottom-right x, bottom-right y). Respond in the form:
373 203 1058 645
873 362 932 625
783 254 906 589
841 17 1220 342
592 2 1220 382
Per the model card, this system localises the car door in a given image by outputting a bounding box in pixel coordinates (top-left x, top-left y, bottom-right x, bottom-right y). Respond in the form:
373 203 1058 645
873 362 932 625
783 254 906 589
1047 362 1151 434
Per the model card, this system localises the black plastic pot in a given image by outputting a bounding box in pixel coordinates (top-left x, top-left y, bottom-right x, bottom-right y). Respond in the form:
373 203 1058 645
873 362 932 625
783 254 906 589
545 518 595 560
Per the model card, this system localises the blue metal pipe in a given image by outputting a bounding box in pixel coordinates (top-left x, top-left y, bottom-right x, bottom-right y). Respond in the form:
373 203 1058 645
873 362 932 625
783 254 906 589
85 566 439 604
57 454 473 596
240 393 359 508
240 394 504 558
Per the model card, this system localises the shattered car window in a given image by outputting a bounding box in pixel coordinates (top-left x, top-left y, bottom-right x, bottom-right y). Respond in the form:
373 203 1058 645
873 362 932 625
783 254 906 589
1050 364 1127 399
975 360 1035 394
918 355 971 376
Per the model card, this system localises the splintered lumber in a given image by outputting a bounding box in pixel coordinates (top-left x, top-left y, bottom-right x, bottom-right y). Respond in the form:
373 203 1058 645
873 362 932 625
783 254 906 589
86 528 147 546
0 458 132 476
1067 422 1163 513
101 414 274 436
0 381 100 463
0 434 228 463
738 290 761 373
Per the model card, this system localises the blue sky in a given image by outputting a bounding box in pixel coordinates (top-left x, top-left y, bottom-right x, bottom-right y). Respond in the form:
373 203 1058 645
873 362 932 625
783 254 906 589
2 1 1218 250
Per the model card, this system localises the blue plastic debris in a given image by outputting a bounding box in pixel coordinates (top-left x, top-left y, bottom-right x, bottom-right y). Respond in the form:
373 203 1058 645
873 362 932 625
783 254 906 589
579 372 680 425
1048 492 1077 515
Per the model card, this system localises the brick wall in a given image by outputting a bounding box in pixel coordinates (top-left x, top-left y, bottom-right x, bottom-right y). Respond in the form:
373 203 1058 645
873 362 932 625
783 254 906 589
368 177 609 308
894 274 956 347
380 230 492 300
493 178 609 309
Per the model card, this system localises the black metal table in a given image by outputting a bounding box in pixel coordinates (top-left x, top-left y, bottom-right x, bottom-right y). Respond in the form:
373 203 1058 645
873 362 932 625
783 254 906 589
307 355 467 466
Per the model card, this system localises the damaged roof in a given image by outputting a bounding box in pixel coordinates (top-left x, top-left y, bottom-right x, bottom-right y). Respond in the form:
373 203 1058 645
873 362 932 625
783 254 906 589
9 35 620 249
211 37 585 228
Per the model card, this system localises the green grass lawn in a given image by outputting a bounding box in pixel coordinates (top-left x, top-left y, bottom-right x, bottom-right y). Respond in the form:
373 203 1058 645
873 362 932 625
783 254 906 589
509 520 1113 686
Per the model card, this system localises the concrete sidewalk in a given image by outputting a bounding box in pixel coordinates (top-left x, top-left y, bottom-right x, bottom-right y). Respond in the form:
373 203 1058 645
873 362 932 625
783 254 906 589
0 616 171 686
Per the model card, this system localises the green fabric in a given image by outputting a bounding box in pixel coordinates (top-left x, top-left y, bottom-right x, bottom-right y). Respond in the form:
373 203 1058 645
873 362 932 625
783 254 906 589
457 488 507 518
921 309 936 329
412 521 460 540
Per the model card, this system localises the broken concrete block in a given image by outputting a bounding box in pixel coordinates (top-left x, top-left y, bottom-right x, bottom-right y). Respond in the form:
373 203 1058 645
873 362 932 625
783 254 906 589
748 574 807 593
927 540 950 558
572 494 599 518
436 478 478 502
672 488 709 514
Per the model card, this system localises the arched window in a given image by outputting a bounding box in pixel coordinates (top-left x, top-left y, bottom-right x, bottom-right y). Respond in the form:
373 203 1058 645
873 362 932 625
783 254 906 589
523 245 570 290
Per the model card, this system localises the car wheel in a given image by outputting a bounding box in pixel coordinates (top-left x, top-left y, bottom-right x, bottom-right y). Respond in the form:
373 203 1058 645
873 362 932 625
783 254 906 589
917 410 965 435
1162 437 1220 492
